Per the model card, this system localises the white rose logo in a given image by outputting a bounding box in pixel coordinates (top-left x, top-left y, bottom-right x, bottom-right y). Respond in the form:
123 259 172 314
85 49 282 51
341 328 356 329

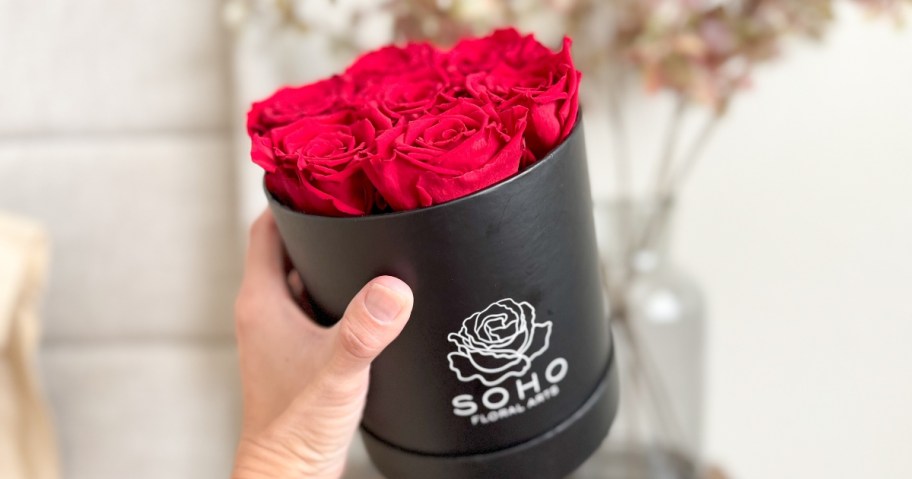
447 298 553 387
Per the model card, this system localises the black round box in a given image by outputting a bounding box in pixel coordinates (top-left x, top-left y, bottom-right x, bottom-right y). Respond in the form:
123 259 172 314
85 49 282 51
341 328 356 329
267 120 618 479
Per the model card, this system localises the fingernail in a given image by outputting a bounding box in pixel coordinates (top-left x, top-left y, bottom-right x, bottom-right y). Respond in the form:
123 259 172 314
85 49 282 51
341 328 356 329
365 283 404 323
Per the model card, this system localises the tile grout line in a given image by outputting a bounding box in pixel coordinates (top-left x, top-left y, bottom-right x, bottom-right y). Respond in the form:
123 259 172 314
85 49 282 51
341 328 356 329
0 128 233 143
41 334 237 349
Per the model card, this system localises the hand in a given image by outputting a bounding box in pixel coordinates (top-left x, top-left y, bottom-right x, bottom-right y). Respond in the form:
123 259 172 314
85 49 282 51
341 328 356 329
231 210 414 479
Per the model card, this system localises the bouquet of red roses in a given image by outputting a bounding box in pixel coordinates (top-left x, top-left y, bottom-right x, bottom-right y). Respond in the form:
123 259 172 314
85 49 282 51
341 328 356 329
248 28 580 216
248 28 617 479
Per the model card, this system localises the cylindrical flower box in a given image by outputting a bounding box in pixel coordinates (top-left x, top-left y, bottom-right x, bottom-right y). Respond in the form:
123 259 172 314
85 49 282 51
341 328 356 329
267 119 618 479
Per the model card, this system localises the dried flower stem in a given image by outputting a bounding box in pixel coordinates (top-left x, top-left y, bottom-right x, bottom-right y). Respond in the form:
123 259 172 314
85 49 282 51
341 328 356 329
605 66 637 305
634 109 721 255
654 95 688 197
666 111 722 195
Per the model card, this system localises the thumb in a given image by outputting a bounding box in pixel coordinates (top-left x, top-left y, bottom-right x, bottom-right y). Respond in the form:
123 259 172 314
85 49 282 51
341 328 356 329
330 276 414 377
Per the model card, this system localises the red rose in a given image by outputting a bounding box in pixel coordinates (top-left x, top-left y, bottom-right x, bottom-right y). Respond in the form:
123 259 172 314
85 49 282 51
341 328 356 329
446 28 552 78
357 72 460 123
349 42 463 123
247 75 352 135
262 112 378 216
346 43 445 91
248 29 581 216
459 36 580 158
364 99 529 211
247 76 355 172
510 38 580 158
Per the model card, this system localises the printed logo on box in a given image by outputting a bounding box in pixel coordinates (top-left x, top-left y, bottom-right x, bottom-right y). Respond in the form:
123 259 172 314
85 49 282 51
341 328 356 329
447 298 568 425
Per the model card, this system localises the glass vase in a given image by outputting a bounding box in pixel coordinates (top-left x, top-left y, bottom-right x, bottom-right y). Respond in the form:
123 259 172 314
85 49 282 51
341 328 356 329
573 199 705 479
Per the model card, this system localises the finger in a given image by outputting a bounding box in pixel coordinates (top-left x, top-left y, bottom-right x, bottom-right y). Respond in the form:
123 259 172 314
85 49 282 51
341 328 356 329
242 210 288 295
330 276 414 377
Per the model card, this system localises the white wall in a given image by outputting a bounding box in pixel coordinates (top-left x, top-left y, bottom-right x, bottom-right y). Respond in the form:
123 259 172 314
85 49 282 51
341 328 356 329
669 9 912 479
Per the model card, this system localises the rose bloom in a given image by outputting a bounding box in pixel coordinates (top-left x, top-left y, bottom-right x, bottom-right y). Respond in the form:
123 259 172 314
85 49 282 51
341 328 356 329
358 77 460 124
455 32 580 159
248 28 581 216
446 28 554 78
346 43 454 99
349 42 465 123
247 75 353 134
259 111 379 217
364 98 529 211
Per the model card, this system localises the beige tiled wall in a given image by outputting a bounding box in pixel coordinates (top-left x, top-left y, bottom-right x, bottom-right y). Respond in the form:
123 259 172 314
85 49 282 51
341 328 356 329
42 344 240 479
0 0 229 134
0 138 239 340
0 1 242 478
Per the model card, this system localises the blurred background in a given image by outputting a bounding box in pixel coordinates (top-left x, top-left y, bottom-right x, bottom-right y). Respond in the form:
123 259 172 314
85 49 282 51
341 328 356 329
1 1 910 479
